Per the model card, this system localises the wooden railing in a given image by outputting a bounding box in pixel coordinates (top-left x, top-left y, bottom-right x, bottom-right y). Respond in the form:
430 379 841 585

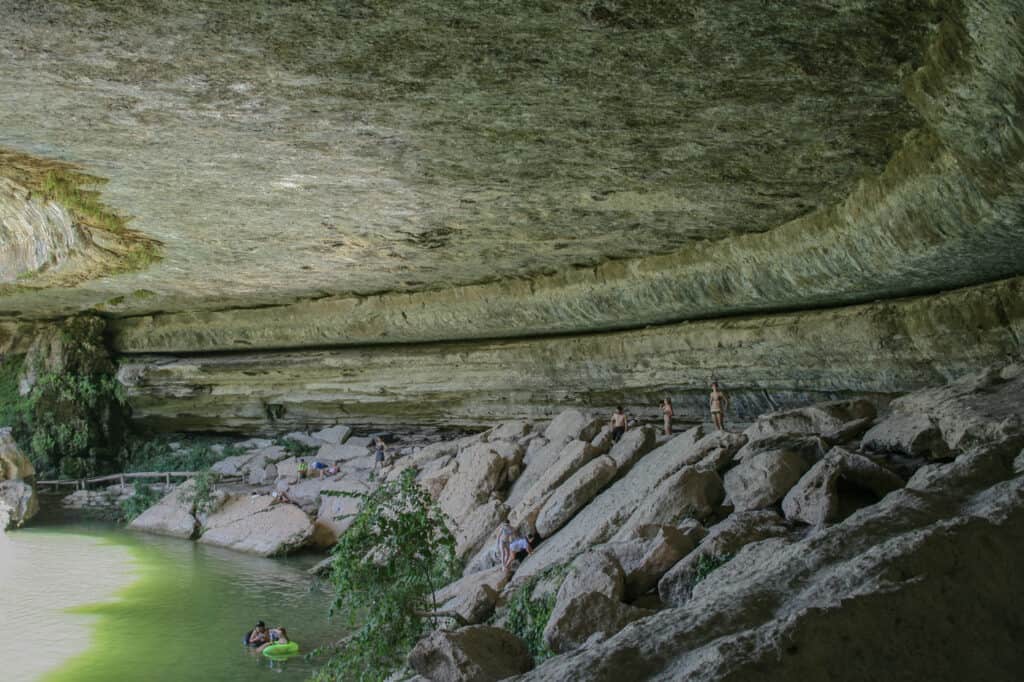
36 471 204 491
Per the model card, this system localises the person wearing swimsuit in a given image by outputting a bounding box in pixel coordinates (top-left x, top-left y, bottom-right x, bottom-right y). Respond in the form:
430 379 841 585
710 382 728 431
610 406 628 443
661 397 674 436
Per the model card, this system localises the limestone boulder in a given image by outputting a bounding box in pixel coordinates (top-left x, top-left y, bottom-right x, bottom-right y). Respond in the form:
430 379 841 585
455 498 508 561
543 591 654 654
434 568 510 626
535 455 617 538
512 426 723 583
544 408 604 445
210 452 257 477
885 363 1024 452
782 447 904 526
317 442 370 463
315 479 371 545
615 466 723 540
247 463 277 486
723 449 811 512
129 480 199 539
508 439 599 529
733 432 826 464
438 447 506 522
606 425 658 473
0 429 37 530
489 420 532 442
282 431 322 448
658 510 790 606
199 494 313 556
408 625 533 682
557 550 626 604
312 424 352 445
418 457 457 500
603 523 702 599
821 416 875 445
744 399 877 441
906 436 1023 496
861 413 951 459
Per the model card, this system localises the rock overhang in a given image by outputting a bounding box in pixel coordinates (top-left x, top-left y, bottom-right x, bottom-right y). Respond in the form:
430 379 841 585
2 0 1000 337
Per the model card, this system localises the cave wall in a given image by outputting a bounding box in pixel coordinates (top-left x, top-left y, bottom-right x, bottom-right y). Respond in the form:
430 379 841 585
116 276 1024 434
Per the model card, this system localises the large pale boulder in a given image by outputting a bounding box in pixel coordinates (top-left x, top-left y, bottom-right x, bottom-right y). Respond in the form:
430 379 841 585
418 457 458 500
733 432 826 463
316 442 370 462
513 426 721 583
543 591 654 654
557 550 626 603
782 447 904 526
614 466 722 540
744 399 877 442
885 363 1024 452
490 420 532 442
723 449 810 512
438 447 506 522
508 439 599 529
658 510 790 606
210 452 257 477
408 625 533 682
535 455 617 538
0 428 37 530
606 426 658 473
314 479 371 544
434 567 511 625
544 409 604 445
603 523 702 599
861 413 951 459
199 494 314 556
455 498 508 560
129 480 198 539
312 424 352 445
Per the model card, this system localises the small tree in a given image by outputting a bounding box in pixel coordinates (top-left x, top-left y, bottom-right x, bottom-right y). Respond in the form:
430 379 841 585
316 468 460 682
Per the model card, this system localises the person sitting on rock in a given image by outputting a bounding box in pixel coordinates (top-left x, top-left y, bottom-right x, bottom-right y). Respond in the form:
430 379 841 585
297 460 309 479
508 532 537 565
610 406 628 442
270 490 293 505
244 621 269 647
310 460 330 478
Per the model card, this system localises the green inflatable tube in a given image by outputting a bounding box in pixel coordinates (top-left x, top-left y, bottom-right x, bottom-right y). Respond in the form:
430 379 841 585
262 641 299 657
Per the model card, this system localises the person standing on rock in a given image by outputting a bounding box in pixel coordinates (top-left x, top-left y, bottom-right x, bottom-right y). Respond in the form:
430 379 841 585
709 382 728 431
373 437 387 471
661 397 674 436
610 406 628 442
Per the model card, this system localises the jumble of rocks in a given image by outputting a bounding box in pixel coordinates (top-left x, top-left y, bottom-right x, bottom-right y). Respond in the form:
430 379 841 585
0 427 37 530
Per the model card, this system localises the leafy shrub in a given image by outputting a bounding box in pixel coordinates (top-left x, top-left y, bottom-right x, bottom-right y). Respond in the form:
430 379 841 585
315 468 460 682
119 483 162 522
182 469 219 515
278 436 319 458
122 437 240 473
499 563 569 661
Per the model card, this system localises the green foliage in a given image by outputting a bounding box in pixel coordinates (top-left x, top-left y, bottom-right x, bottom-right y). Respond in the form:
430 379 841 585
119 482 162 522
315 468 460 682
183 469 219 514
0 354 25 428
121 437 241 473
692 553 734 587
277 436 319 458
41 169 126 234
499 563 569 662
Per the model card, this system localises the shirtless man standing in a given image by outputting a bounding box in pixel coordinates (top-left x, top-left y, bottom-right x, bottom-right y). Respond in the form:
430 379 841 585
610 406 628 443
709 382 728 431
660 397 674 436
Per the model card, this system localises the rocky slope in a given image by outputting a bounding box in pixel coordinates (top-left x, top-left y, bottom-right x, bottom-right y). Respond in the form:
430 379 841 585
0 427 37 530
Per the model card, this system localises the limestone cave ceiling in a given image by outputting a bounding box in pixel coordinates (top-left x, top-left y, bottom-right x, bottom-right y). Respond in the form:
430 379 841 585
0 0 961 324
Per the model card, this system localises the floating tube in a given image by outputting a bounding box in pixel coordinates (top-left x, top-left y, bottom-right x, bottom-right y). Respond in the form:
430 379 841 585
262 641 299 657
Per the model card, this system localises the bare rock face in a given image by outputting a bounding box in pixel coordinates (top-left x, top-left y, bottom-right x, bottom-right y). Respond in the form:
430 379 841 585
312 424 353 445
314 479 371 545
455 498 508 561
557 550 626 604
408 625 533 682
0 428 37 530
782 447 905 526
606 426 658 473
535 455 617 538
861 413 951 459
129 480 199 539
490 421 532 442
723 450 811 512
543 591 654 655
523 432 1024 681
615 466 723 540
544 410 604 446
438 447 506 523
744 399 877 442
508 439 599 530
658 511 791 607
198 494 314 557
733 432 826 464
602 524 703 600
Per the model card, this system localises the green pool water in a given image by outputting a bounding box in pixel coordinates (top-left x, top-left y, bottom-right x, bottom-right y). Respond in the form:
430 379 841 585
1 518 341 682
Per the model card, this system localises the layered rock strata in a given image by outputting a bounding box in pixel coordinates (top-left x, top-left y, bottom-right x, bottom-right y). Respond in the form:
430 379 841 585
117 276 1024 433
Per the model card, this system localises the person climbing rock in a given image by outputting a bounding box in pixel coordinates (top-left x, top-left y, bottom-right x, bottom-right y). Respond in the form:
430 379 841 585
710 382 728 431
